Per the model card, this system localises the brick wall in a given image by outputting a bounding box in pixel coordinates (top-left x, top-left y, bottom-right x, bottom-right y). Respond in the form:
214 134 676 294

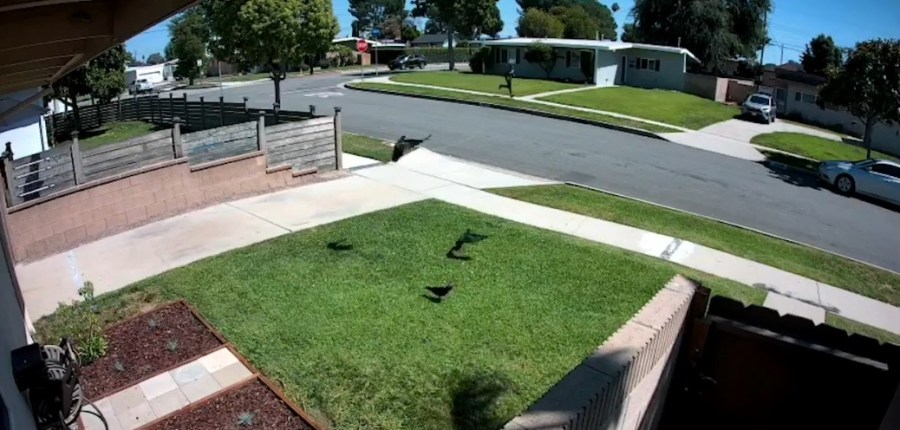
503 275 697 430
6 153 341 263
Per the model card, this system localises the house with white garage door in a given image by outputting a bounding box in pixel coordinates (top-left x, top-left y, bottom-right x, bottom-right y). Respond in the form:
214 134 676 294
481 38 699 91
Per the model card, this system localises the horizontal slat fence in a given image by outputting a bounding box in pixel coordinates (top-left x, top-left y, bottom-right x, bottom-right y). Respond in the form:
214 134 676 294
5 144 75 206
266 117 337 172
182 122 259 164
82 129 176 181
50 95 317 144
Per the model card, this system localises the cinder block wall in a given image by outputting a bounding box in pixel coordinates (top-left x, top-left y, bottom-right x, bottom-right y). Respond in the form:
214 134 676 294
503 275 697 430
6 154 338 263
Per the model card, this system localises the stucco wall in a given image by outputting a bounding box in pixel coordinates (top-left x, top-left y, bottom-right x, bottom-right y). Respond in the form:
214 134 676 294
488 47 588 82
596 50 619 87
684 73 727 101
624 49 686 91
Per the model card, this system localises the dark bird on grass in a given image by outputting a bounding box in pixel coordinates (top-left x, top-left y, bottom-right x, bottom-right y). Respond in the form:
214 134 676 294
425 283 455 301
326 239 353 251
447 229 489 260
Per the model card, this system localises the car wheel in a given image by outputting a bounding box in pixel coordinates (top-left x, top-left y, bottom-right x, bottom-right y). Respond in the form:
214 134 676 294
835 174 855 195
419 63 425 69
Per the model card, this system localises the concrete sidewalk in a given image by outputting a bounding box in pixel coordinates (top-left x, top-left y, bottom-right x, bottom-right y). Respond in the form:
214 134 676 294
18 149 899 335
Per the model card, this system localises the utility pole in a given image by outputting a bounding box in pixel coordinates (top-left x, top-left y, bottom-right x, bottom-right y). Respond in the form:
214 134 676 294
760 9 768 64
780 43 784 64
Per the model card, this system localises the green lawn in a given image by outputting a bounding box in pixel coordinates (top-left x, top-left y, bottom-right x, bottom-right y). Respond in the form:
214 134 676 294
351 82 679 134
751 132 899 163
540 86 740 130
342 133 393 162
389 71 583 96
78 121 162 150
491 185 900 306
36 200 762 429
826 313 900 345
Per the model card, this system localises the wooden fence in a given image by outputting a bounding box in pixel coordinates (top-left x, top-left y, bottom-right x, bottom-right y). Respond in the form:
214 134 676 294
3 109 343 207
49 94 318 145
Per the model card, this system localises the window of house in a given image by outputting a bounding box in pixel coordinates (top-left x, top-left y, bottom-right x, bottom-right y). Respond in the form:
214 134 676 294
802 93 817 104
640 58 648 70
494 48 500 63
794 91 802 101
500 48 509 63
653 59 660 71
564 51 580 68
515 48 521 64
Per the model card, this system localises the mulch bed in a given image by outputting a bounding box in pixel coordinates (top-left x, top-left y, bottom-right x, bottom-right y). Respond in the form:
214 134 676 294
141 379 315 430
82 301 223 399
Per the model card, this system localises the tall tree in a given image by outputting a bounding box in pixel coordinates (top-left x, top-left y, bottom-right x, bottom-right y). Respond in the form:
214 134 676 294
203 0 339 104
524 42 561 78
168 7 209 85
517 0 617 40
349 0 405 39
412 0 502 70
52 45 127 131
801 34 843 76
125 51 137 66
629 0 771 73
146 53 166 65
401 18 422 41
621 23 638 42
819 39 900 159
517 8 564 38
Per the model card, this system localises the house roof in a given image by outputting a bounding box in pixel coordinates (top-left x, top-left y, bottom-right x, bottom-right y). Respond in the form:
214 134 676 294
482 38 701 63
412 34 454 45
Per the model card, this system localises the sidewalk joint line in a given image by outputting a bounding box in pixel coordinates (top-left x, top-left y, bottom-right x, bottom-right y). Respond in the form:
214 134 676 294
659 238 682 260
223 202 292 233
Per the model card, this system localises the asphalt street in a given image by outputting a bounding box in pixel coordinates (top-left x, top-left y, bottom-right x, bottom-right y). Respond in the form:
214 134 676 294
168 72 900 272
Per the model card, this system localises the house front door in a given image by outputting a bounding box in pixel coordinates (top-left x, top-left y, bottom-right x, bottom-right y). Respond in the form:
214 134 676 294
620 55 627 84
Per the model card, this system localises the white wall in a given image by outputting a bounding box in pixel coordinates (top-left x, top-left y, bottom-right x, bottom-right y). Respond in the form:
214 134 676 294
623 49 686 91
596 50 619 87
0 88 48 158
488 47 590 82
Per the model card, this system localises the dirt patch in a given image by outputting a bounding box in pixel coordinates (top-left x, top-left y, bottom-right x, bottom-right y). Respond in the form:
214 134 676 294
142 379 314 430
81 302 222 399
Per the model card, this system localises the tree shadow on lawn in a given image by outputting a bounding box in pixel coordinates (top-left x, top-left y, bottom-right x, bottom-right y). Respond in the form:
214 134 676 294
450 371 514 430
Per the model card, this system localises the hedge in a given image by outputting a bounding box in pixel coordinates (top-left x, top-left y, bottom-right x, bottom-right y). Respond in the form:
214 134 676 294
402 47 478 63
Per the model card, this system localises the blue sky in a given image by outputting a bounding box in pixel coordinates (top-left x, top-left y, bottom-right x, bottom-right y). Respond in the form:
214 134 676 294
127 0 900 65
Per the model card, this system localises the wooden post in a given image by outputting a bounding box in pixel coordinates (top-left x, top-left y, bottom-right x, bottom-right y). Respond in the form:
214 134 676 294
70 131 85 184
219 96 225 127
172 118 183 159
200 96 206 129
273 103 280 125
150 96 156 123
117 96 122 121
309 104 316 117
183 93 189 128
333 107 343 170
257 112 267 152
169 93 174 124
243 97 250 122
3 150 15 206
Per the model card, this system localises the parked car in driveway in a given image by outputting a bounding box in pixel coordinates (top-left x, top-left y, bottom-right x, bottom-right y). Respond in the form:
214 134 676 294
741 93 777 123
819 159 900 204
129 78 154 95
389 54 427 70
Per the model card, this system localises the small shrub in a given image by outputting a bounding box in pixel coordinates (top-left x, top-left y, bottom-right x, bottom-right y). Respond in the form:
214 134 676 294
35 281 108 365
167 339 179 352
237 412 255 427
468 47 493 74
317 58 331 69
148 318 159 330
113 360 125 372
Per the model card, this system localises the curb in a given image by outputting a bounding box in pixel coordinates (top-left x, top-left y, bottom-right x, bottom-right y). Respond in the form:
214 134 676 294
563 181 900 277
762 159 819 176
345 83 668 142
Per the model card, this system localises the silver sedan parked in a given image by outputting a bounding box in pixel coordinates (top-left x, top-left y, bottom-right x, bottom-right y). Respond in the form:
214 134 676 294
819 159 900 205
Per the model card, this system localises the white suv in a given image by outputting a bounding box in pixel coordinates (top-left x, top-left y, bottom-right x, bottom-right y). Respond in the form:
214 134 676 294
129 79 154 95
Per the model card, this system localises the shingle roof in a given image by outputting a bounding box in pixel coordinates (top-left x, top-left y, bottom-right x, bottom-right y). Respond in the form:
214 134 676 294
482 38 700 62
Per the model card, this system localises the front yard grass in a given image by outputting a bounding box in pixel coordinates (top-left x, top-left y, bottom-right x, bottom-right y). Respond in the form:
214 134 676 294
77 121 162 150
540 86 740 130
37 200 763 429
389 71 584 96
342 132 393 162
491 184 900 306
751 132 899 163
351 82 680 134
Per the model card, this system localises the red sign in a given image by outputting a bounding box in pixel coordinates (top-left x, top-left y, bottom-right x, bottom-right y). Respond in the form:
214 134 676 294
357 40 368 53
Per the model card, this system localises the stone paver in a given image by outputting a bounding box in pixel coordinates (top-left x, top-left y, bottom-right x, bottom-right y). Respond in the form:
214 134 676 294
82 348 253 430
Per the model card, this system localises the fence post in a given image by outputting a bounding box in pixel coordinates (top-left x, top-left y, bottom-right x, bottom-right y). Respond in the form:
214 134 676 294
3 155 14 206
219 96 225 127
117 96 122 121
333 107 343 170
257 112 267 152
172 118 184 159
70 131 85 185
169 93 174 124
273 103 280 125
200 96 206 129
157 96 163 124
243 97 249 122
309 104 316 117
183 93 189 129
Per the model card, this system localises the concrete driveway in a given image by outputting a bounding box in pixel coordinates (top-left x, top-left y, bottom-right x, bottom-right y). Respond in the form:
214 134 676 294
700 118 843 143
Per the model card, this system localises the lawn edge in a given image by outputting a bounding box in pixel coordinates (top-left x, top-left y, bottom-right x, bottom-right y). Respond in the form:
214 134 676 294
345 82 670 141
559 181 900 277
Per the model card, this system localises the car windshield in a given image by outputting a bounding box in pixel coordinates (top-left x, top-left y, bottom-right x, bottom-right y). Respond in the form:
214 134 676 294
12 3 900 430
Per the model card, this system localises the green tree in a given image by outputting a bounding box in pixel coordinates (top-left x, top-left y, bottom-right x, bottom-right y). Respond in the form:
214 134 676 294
168 7 209 85
203 0 339 104
517 0 616 40
349 0 405 38
630 0 771 73
551 6 607 39
819 39 900 159
524 42 561 78
51 68 89 132
621 23 638 42
146 52 166 65
87 45 127 104
125 51 137 66
801 34 843 76
412 0 502 70
517 8 564 38
401 18 421 41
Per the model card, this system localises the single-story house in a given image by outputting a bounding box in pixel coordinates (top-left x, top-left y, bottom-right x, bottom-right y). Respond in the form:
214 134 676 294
761 64 900 156
411 33 457 48
481 38 700 91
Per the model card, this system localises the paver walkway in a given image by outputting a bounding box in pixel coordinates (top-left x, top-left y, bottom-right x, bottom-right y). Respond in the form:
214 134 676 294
18 150 899 334
81 347 253 430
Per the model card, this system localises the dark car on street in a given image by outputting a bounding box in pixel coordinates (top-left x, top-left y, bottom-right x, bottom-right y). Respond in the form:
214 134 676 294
388 54 427 70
